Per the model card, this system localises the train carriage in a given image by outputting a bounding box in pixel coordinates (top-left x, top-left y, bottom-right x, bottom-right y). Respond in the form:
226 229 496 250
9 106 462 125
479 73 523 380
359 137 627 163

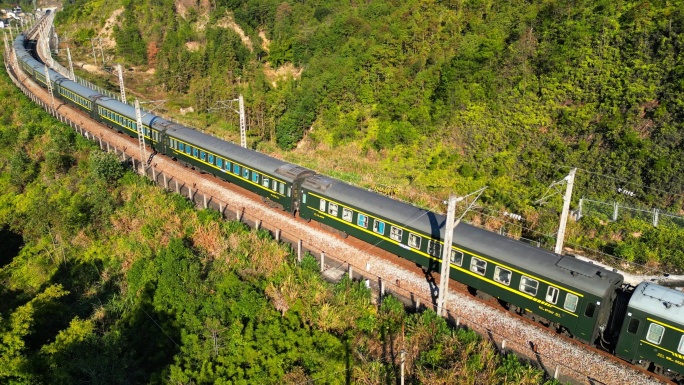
299 175 624 344
94 97 158 144
55 79 97 114
615 282 684 380
166 125 314 214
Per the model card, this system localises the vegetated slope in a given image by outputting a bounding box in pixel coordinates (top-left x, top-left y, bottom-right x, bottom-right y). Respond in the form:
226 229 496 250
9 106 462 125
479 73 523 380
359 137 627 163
54 0 684 270
0 60 559 383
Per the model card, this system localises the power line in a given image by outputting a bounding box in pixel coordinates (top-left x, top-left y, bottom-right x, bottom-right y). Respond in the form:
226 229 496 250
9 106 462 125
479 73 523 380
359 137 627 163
521 159 684 200
141 307 180 348
576 167 684 199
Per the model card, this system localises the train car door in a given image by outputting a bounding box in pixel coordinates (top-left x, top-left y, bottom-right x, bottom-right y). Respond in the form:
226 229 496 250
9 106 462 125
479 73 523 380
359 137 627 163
615 314 642 362
291 179 302 216
91 96 106 121
156 130 167 154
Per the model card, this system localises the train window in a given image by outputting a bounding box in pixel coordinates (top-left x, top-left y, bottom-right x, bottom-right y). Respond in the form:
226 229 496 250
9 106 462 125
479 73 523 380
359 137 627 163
390 226 403 242
427 240 441 257
185 145 191 154
627 318 640 334
243 169 249 179
519 276 538 296
329 203 339 216
358 213 368 228
342 208 353 222
302 193 306 203
373 220 385 235
280 184 285 195
451 250 463 266
646 323 665 345
252 173 259 183
564 294 578 312
216 158 223 169
233 164 240 174
319 199 327 212
263 178 270 188
494 267 511 285
208 154 214 164
224 161 231 171
546 286 559 304
200 151 207 161
584 302 596 318
408 233 421 249
678 336 684 354
193 148 199 158
470 258 487 276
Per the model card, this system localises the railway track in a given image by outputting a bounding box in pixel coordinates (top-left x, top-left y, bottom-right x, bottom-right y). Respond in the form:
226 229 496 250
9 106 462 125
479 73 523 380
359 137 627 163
3 31 674 385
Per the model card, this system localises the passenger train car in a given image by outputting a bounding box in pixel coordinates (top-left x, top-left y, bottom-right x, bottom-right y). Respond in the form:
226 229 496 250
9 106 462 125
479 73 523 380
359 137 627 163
10 31 684 381
616 283 684 378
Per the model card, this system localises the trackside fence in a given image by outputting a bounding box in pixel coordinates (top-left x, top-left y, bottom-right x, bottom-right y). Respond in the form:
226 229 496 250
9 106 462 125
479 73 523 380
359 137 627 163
3 48 620 385
578 197 684 230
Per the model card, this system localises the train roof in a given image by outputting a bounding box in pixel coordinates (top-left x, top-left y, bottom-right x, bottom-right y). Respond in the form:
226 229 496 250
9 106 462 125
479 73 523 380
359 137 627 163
306 175 623 298
628 282 684 326
166 123 306 180
57 78 103 100
95 97 157 126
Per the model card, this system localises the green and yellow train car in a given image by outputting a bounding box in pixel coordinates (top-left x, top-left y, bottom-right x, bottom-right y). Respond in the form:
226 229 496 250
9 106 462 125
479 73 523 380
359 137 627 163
299 175 624 344
615 282 684 381
158 118 314 213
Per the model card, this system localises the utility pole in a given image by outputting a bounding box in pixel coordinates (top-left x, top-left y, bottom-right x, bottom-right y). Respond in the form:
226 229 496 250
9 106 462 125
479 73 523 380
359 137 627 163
90 38 97 67
555 168 577 255
208 95 248 148
437 195 458 317
238 95 246 148
98 38 105 68
44 63 54 108
400 350 406 385
117 64 126 103
52 30 59 54
66 46 75 80
134 99 167 169
436 187 487 316
135 99 147 169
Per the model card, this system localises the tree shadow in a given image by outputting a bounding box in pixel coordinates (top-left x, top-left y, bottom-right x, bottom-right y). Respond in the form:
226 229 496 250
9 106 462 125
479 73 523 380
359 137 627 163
26 259 119 352
34 299 180 385
0 225 23 268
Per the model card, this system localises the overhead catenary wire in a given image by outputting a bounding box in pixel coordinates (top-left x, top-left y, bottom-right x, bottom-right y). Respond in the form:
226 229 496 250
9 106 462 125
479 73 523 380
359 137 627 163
522 159 684 201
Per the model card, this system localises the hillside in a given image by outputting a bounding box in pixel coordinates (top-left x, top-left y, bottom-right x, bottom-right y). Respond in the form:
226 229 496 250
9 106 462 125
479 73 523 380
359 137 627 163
52 0 684 271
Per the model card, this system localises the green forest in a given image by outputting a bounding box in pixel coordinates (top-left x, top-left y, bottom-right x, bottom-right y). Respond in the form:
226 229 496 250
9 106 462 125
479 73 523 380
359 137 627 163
50 0 684 272
0 57 559 383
